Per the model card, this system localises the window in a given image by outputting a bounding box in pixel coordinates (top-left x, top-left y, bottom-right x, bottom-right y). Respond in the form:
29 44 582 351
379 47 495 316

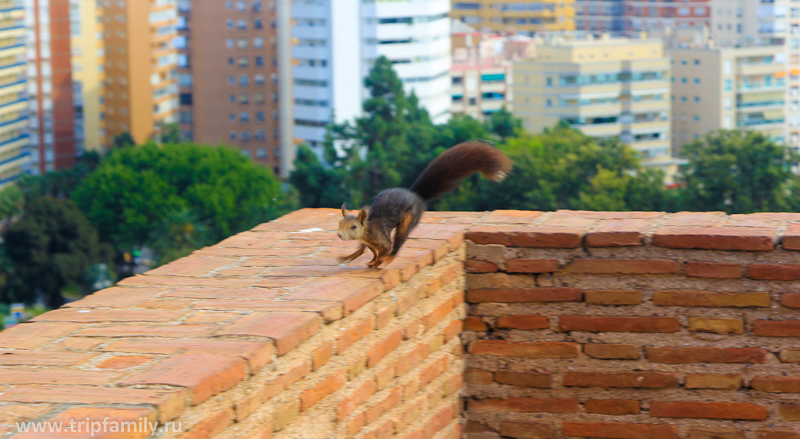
546 99 552 106
226 38 234 48
228 57 234 66
241 149 250 157
229 94 235 103
546 77 552 86
724 78 732 91
229 113 236 122
237 19 247 30
253 0 262 11
254 18 263 29
257 111 265 122
694 78 700 84
694 59 700 66
694 96 700 103
238 57 248 67
241 131 250 141
255 74 265 85
255 56 264 66
254 37 264 48
694 115 700 122
226 19 234 29
681 60 687 65
678 7 689 15
239 94 249 104
236 1 246 12
681 77 687 83
255 93 265 103
239 75 248 86
228 76 235 85
226 1 233 9
230 131 237 140
237 38 248 49
240 112 250 122
681 96 687 102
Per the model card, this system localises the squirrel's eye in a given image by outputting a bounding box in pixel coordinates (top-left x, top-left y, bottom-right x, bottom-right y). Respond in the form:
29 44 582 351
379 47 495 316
351 225 357 230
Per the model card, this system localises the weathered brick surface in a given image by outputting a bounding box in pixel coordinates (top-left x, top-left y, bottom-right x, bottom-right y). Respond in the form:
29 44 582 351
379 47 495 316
6 209 800 439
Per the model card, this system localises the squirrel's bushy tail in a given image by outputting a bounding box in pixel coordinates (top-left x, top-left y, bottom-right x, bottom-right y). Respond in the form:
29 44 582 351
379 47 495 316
409 141 512 202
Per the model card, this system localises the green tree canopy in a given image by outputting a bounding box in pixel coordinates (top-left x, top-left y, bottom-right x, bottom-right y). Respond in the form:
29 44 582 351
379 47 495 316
0 184 23 220
73 142 292 249
2 197 105 308
673 130 800 213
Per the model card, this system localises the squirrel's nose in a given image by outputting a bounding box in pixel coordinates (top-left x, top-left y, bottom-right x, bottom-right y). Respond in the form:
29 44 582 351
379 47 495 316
337 232 343 239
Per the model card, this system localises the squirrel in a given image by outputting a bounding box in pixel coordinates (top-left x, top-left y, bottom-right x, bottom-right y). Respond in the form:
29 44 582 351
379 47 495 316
337 141 512 268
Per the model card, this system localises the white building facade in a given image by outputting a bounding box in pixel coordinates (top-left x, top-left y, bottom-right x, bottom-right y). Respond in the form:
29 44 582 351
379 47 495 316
291 0 451 150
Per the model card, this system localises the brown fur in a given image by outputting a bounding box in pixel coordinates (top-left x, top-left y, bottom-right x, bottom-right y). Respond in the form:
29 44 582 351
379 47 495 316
337 142 511 268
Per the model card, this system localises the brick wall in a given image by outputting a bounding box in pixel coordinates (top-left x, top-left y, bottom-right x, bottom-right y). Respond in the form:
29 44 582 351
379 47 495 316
463 211 800 439
2 209 800 439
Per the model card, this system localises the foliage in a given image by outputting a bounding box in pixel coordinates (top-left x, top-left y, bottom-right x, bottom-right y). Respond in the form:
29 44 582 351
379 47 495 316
158 123 181 144
0 184 23 219
2 197 106 308
112 132 136 149
73 142 294 249
672 130 800 213
288 145 347 208
147 207 211 265
16 151 102 203
485 106 522 140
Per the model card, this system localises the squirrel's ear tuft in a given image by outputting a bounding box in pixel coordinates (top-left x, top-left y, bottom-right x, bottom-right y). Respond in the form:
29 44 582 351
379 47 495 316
357 208 367 224
341 203 347 218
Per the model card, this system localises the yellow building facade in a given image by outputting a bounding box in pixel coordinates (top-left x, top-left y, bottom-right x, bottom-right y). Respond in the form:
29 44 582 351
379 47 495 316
0 0 28 187
513 34 681 180
70 0 104 152
451 0 575 35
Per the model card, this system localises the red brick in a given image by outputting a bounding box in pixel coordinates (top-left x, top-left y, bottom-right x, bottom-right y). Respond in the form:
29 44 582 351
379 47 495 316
499 420 554 438
283 277 383 315
753 320 800 337
13 407 156 439
465 226 584 248
688 317 744 334
783 224 800 250
465 369 493 385
564 371 678 388
263 361 311 399
367 330 402 368
585 400 640 415
652 227 776 251
397 344 430 376
312 341 334 371
506 258 559 273
337 317 374 354
749 263 800 280
0 351 95 367
494 371 551 388
586 219 654 247
235 392 263 422
31 308 186 323
96 355 153 370
374 305 395 329
685 262 745 279
64 286 166 308
584 344 639 359
649 401 767 420
468 397 578 413
444 319 462 342
584 290 641 305
419 356 449 387
0 405 53 424
484 210 543 223
653 291 771 307
781 349 800 363
123 354 246 405
468 341 579 358
685 374 742 390
552 210 664 220
178 408 233 439
465 259 498 273
102 338 273 372
751 376 800 393
779 404 800 421
423 296 456 330
194 299 343 323
118 275 256 288
463 316 487 331
780 293 800 308
76 324 217 338
467 287 581 303
758 431 800 439
0 370 121 386
217 312 320 355
300 370 346 411
560 316 679 333
496 315 549 330
686 429 743 439
646 347 766 363
564 259 679 274
364 386 402 424
562 422 676 439
0 385 185 422
423 403 456 439
337 379 377 421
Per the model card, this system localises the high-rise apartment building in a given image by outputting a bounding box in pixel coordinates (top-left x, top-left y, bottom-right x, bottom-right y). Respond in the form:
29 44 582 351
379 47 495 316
177 0 282 175
102 0 179 145
670 43 788 152
513 35 681 179
292 0 452 150
70 0 104 153
452 0 575 36
25 0 75 174
0 0 28 187
575 0 709 36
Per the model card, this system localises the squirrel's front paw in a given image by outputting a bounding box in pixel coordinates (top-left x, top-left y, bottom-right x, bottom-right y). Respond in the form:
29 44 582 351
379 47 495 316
336 256 350 264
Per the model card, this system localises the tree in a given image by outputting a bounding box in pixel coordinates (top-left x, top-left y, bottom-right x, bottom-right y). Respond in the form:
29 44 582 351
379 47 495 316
485 106 522 140
147 207 211 265
674 130 800 213
0 184 23 220
158 123 181 144
16 151 102 203
288 145 347 208
73 142 294 249
444 121 667 212
112 132 135 149
2 197 104 308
